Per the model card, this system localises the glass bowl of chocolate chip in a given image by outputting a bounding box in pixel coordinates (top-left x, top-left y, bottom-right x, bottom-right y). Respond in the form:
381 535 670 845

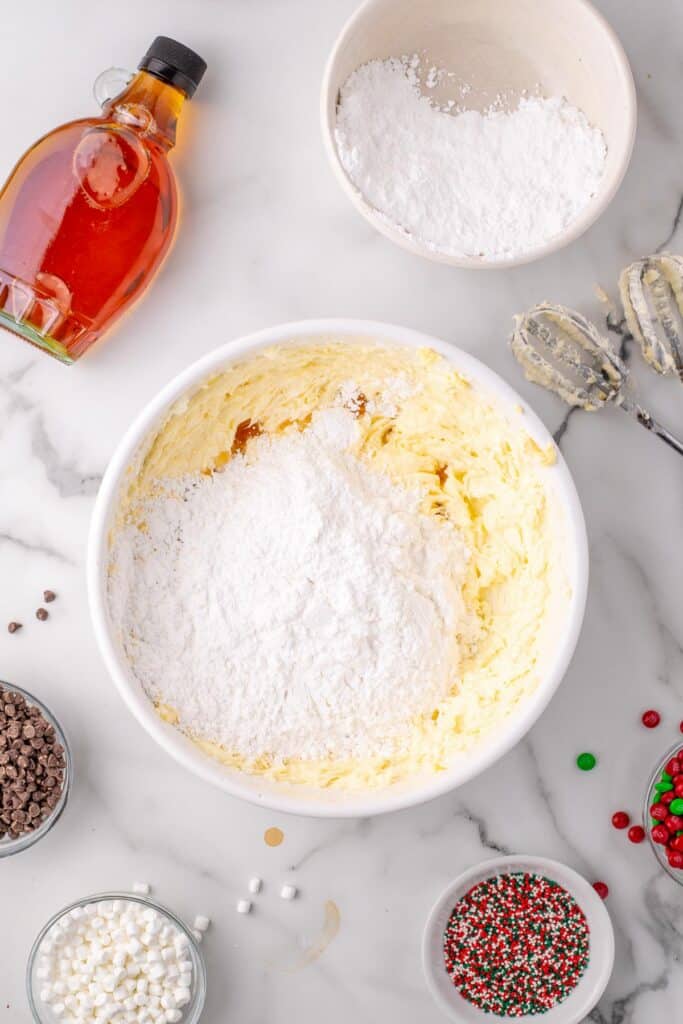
0 681 71 857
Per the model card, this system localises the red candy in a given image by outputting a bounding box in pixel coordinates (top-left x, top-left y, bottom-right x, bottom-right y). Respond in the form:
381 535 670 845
665 815 683 832
650 803 668 820
652 824 670 845
611 811 630 830
642 710 661 728
662 791 676 805
628 825 645 844
667 851 683 869
680 721 683 734
592 881 608 899
670 835 683 853
674 782 683 798
666 759 682 776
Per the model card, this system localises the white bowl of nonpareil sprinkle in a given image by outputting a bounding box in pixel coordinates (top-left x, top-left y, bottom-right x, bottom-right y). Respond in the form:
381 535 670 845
321 0 636 267
88 319 588 818
422 855 614 1024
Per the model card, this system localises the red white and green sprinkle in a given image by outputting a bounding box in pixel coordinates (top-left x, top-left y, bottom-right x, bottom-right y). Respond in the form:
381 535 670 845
442 872 590 1017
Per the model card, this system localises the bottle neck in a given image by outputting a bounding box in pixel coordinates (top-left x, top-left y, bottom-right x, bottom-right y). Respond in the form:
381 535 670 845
105 70 186 149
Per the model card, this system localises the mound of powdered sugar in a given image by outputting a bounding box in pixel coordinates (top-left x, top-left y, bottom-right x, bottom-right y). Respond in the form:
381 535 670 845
334 57 607 260
109 408 470 763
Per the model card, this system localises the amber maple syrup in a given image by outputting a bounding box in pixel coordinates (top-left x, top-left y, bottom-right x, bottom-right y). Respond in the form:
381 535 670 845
0 37 206 363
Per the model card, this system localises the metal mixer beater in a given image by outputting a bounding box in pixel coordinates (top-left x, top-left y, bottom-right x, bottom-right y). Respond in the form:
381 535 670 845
511 301 683 457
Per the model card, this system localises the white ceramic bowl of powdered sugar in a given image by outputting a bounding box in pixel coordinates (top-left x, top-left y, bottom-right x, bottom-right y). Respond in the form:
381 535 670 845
321 0 636 267
88 320 588 817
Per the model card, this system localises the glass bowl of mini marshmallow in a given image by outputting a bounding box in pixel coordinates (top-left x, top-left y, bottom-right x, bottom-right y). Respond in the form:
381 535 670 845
26 892 206 1024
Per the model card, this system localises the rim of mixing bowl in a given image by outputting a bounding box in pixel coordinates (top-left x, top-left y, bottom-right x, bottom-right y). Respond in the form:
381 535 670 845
0 682 72 859
87 318 589 818
642 740 683 885
26 890 207 1024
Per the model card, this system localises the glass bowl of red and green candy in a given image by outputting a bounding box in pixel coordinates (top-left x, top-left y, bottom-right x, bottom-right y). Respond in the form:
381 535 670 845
644 741 683 882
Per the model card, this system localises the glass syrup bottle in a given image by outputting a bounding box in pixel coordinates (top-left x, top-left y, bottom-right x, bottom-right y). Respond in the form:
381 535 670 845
0 36 206 363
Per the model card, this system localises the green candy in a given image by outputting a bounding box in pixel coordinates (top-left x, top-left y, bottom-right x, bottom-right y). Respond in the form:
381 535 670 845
576 752 596 771
655 781 674 793
661 771 673 782
670 798 683 815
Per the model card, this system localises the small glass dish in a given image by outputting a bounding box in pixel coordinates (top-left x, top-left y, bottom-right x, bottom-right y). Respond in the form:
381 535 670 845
643 740 683 884
0 681 72 858
26 891 207 1024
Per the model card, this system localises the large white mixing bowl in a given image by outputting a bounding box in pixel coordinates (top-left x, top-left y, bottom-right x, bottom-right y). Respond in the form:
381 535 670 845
88 320 588 817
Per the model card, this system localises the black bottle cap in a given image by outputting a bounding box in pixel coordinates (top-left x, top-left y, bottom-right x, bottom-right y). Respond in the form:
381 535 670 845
139 36 207 98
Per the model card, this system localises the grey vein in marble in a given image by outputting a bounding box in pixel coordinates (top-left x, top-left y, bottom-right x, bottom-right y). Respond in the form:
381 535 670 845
31 416 102 498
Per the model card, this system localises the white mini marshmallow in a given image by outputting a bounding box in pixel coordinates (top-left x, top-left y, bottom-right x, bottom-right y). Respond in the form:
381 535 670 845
248 877 262 894
174 987 191 1007
280 884 297 900
132 882 150 896
236 899 252 915
193 915 210 932
190 930 203 944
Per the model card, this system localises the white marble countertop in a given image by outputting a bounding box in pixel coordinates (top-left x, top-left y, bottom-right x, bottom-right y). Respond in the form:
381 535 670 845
1 0 682 1020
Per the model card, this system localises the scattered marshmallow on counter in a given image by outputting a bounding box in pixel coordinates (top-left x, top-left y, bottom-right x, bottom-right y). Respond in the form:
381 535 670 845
191 929 203 943
36 898 194 1024
247 877 262 895
132 881 151 896
236 899 251 915
192 915 210 932
280 884 297 901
